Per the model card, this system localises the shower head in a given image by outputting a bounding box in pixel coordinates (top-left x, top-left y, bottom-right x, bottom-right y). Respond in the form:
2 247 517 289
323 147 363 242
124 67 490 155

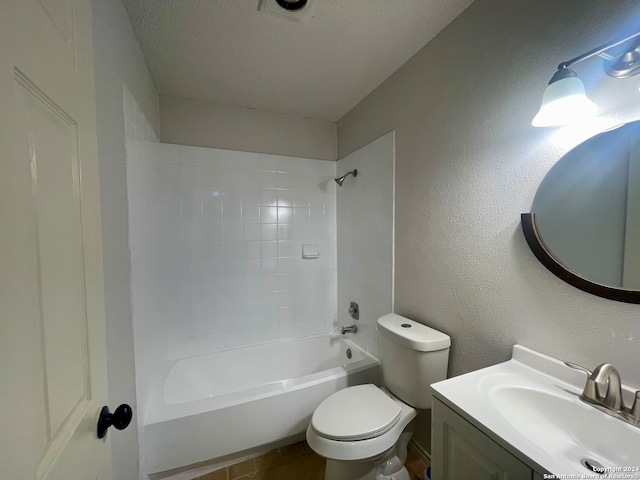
335 169 358 186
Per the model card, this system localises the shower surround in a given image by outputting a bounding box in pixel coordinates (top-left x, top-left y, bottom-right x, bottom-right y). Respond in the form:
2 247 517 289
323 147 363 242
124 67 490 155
127 139 339 400
154 144 339 358
125 94 394 476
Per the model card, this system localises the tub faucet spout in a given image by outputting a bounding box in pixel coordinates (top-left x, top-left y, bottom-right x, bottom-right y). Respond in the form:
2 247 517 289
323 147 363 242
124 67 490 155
341 325 358 334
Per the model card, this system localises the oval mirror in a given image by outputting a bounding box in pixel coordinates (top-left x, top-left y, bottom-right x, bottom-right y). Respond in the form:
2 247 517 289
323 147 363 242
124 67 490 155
522 120 640 303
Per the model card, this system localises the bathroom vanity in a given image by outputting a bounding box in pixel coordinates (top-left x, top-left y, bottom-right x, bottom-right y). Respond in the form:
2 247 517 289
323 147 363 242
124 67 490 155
432 399 534 479
430 345 640 480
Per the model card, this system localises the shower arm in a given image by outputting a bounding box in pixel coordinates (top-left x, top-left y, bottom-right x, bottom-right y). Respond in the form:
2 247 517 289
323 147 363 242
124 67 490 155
335 169 358 186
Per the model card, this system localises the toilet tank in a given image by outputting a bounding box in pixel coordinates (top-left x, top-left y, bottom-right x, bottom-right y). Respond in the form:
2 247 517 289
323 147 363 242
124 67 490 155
377 313 450 409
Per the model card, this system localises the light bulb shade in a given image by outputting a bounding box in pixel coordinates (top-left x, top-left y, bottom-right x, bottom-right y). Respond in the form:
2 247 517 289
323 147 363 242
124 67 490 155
532 76 597 127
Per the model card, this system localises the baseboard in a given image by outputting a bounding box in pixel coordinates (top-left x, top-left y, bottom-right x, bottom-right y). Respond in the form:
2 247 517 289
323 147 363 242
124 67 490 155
409 439 431 465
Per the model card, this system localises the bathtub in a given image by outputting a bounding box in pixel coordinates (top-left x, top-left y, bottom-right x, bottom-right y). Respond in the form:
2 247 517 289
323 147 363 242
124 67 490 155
143 335 380 476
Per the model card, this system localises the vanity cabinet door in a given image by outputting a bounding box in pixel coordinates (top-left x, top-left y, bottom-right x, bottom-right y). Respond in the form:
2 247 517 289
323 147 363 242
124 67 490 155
432 398 533 480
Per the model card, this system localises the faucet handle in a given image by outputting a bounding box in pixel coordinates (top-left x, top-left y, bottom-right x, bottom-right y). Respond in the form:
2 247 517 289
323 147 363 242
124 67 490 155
565 362 599 402
565 362 592 376
630 391 640 421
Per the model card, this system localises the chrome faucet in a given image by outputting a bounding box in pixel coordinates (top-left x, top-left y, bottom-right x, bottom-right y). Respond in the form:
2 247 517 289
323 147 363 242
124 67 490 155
566 361 640 428
341 325 358 334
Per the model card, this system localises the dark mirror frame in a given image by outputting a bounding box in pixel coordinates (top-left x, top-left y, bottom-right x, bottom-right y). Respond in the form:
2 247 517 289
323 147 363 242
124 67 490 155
521 213 640 303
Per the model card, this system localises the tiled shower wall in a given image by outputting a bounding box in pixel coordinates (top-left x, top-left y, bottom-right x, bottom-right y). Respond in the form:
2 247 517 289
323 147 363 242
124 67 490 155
123 86 161 469
128 138 338 369
336 132 394 359
160 144 338 359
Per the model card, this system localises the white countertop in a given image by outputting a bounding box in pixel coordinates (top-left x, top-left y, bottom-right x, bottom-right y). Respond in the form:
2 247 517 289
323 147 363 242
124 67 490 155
431 345 640 476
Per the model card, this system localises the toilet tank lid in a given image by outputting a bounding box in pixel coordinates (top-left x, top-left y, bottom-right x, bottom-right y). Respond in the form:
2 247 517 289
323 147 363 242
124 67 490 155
377 314 450 352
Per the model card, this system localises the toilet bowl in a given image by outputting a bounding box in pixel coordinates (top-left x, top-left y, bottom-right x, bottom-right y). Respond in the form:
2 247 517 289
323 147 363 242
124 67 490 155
306 385 416 462
306 314 450 480
306 384 417 479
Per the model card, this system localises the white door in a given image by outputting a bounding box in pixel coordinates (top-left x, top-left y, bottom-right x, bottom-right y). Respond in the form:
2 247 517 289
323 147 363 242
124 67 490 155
0 1 112 479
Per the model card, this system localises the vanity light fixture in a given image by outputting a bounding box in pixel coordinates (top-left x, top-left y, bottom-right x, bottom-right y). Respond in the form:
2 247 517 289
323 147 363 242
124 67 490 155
532 30 640 127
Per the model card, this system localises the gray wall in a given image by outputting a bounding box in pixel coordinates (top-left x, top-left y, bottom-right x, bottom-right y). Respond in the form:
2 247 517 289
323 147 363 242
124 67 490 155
159 94 337 161
92 1 158 478
338 0 640 449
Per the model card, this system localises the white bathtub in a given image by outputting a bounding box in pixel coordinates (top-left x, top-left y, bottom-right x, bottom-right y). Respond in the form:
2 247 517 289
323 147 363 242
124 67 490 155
143 335 380 476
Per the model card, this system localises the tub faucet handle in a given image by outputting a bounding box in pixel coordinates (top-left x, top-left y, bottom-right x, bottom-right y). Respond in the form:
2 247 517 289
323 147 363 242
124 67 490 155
348 302 359 320
341 325 357 334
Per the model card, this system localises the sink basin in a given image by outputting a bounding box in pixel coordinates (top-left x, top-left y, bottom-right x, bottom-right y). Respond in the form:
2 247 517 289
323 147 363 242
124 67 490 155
431 345 640 476
490 384 640 470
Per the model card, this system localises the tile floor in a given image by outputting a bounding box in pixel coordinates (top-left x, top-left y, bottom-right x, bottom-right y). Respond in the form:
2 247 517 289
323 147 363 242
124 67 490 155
193 441 428 480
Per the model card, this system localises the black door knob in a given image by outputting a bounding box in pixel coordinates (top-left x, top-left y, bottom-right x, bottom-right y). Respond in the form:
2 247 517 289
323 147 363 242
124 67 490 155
97 404 133 439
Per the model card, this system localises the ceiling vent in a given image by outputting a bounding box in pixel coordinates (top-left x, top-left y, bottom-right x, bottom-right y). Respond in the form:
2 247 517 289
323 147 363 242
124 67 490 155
258 0 317 23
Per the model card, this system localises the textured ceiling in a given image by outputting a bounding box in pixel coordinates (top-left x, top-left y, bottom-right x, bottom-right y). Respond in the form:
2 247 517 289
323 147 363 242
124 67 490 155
122 0 474 121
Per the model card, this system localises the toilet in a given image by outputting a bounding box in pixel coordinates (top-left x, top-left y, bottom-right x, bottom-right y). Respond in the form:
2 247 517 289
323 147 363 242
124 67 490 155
306 313 450 480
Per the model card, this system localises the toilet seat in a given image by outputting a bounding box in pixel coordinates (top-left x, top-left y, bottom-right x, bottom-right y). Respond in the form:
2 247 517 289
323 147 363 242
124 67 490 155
306 386 417 461
311 384 401 441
